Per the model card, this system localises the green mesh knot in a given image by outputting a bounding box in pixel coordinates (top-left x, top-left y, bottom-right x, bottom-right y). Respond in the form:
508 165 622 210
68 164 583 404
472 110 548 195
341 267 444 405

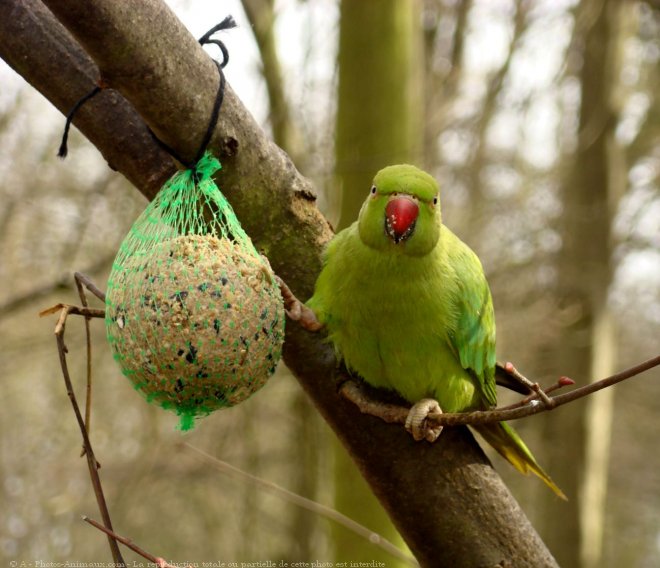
105 152 284 430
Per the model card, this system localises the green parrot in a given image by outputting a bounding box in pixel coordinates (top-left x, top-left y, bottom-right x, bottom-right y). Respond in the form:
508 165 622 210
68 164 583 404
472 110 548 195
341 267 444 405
297 164 564 498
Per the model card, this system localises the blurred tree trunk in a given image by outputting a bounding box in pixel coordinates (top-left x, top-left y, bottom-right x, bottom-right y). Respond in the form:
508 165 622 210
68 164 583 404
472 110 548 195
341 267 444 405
240 0 297 158
422 0 471 169
540 1 627 566
335 0 423 225
333 0 423 564
241 1 322 560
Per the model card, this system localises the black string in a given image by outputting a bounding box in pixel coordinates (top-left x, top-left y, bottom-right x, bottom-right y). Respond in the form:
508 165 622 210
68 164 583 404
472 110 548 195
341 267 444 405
198 15 236 67
194 61 225 166
58 15 237 171
57 85 102 158
149 15 237 174
192 15 236 169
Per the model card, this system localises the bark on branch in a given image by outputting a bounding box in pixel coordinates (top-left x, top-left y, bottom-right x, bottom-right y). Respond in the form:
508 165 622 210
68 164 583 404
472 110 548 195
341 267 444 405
0 1 558 565
340 355 660 426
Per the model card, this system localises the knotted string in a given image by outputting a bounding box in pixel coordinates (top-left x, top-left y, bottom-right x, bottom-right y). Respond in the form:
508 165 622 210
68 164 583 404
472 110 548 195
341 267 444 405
57 15 237 171
57 85 102 158
155 15 236 173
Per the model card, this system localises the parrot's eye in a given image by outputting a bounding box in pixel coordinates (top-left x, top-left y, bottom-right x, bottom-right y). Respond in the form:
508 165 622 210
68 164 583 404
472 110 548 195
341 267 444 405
433 196 438 205
370 185 377 196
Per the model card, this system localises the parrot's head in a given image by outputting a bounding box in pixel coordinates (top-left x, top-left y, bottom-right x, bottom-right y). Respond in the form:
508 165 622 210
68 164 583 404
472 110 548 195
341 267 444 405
358 164 441 256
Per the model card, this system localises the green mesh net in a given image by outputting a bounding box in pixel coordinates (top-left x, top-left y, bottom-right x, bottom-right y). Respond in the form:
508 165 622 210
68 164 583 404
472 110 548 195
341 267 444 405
105 153 284 430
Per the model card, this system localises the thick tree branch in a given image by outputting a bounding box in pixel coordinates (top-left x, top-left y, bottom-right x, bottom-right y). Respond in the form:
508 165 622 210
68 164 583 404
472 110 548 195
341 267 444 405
0 1 174 198
1 1 558 565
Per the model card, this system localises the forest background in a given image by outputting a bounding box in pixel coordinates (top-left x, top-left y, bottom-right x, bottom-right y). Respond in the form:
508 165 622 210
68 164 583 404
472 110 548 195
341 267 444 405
1 0 659 567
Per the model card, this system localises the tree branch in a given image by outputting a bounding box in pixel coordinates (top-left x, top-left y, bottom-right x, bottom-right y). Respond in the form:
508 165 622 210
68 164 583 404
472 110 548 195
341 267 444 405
45 304 123 566
340 355 660 427
0 1 174 199
83 516 184 568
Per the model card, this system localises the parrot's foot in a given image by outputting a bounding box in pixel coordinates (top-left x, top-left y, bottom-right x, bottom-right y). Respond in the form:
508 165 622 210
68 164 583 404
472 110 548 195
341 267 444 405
405 399 443 443
276 276 324 332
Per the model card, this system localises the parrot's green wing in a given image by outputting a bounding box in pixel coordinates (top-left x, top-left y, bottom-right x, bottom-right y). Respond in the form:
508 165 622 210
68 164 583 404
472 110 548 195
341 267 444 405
443 231 566 499
444 229 498 408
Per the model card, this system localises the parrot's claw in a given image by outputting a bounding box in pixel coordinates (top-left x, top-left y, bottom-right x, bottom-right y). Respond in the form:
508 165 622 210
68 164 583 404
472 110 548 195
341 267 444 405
276 276 324 332
405 398 443 443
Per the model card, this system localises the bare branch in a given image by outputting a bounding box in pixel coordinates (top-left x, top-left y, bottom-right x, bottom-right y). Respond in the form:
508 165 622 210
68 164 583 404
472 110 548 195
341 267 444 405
83 517 187 568
73 272 105 456
42 303 123 566
340 355 660 428
39 304 105 320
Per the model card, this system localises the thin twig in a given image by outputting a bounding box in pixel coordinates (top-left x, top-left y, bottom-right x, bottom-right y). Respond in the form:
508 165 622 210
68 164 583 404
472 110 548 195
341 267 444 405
494 362 533 394
74 271 107 302
182 443 420 567
74 273 98 456
45 303 124 566
341 355 660 427
83 516 186 568
39 303 105 319
498 376 575 411
501 361 555 408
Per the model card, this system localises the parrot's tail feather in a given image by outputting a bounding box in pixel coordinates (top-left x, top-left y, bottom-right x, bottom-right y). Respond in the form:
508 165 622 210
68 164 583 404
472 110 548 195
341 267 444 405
475 421 567 500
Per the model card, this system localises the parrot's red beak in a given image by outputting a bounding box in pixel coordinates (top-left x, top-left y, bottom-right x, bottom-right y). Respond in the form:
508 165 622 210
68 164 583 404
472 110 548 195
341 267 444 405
385 195 419 244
